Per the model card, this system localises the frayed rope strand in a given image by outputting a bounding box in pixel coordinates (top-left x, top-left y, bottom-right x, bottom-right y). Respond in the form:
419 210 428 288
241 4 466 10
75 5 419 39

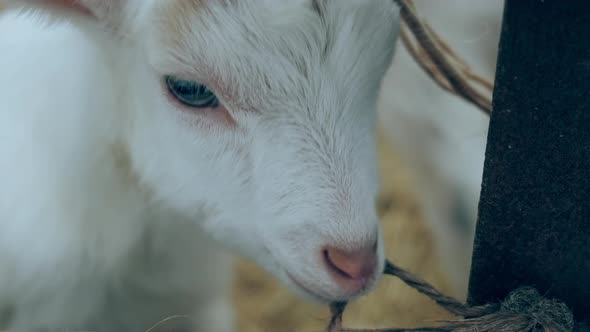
393 0 493 115
383 262 497 318
328 260 575 332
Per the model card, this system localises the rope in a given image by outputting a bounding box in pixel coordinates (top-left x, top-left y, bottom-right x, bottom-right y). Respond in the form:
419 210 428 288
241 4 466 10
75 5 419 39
328 261 575 332
328 261 574 332
394 0 494 115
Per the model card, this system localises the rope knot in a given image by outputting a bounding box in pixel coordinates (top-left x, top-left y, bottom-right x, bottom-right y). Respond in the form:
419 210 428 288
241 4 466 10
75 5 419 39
328 262 576 332
500 287 574 332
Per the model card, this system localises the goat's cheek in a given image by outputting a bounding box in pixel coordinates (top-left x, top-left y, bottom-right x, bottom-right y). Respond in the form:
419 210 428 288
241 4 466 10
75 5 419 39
175 106 237 131
168 99 236 129
50 0 94 16
183 106 236 130
204 105 236 127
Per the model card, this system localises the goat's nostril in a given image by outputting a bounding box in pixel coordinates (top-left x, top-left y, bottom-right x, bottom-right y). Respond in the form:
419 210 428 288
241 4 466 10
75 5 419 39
323 249 353 279
323 246 377 281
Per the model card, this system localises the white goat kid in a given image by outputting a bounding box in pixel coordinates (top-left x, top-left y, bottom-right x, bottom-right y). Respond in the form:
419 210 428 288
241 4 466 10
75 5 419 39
0 0 400 331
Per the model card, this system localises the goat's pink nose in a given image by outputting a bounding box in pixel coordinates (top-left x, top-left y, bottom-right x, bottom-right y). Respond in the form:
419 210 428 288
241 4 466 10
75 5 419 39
323 246 377 283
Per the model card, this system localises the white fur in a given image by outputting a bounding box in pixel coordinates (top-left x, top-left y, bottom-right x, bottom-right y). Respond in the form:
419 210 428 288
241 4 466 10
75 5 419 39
0 0 399 330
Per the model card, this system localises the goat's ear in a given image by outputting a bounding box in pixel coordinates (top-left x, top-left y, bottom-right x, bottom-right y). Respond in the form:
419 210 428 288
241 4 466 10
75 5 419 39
3 0 125 25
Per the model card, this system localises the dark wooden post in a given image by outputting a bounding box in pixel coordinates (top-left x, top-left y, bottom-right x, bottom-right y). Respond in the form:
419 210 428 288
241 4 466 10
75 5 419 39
467 0 590 327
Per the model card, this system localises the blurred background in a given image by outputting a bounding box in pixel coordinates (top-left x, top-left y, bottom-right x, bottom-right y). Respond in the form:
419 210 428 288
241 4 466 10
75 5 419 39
233 0 505 331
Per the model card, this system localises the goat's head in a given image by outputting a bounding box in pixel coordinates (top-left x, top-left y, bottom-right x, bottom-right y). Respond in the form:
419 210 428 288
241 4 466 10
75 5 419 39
9 0 400 303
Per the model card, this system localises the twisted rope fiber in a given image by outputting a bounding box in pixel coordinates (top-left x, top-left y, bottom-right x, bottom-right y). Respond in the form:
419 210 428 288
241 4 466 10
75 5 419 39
393 0 493 115
327 261 575 332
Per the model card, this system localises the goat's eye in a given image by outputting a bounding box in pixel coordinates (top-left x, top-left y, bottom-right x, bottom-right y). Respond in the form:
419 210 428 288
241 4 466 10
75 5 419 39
165 75 220 108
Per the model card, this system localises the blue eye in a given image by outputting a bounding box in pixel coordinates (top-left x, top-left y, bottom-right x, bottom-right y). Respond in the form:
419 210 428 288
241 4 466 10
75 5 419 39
165 75 220 108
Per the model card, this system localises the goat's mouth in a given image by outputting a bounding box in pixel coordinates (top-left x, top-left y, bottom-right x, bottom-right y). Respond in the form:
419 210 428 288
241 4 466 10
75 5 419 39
285 271 337 303
282 258 383 303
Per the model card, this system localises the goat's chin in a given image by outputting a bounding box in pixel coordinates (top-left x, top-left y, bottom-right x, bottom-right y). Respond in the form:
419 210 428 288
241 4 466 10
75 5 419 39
277 269 380 305
282 270 335 304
